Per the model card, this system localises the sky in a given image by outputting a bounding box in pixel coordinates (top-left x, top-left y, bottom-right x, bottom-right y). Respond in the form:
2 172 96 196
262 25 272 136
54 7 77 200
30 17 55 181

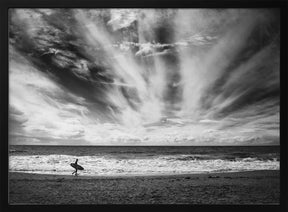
9 9 280 146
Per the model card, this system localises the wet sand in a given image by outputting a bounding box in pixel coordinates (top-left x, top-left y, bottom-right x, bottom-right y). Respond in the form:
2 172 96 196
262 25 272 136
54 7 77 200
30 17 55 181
9 170 279 204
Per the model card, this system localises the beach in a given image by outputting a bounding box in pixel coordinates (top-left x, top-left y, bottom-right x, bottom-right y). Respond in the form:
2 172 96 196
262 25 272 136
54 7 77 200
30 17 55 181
9 170 279 204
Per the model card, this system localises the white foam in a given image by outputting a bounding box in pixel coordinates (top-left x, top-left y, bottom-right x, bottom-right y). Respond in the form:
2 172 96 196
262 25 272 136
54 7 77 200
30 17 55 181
9 154 279 176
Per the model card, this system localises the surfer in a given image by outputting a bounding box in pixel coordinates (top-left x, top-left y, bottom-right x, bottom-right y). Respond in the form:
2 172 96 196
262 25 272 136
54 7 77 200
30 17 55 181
71 159 84 176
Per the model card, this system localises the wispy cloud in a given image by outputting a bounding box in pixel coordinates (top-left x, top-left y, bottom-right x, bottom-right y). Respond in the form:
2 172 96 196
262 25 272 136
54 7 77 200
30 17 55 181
9 9 279 145
10 47 90 142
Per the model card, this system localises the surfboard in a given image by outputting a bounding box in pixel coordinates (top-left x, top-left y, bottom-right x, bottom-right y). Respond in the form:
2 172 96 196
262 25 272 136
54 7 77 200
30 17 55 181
70 163 84 170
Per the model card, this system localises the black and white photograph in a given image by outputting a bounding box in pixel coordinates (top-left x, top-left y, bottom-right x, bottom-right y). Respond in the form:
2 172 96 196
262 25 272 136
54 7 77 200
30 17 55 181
8 8 280 205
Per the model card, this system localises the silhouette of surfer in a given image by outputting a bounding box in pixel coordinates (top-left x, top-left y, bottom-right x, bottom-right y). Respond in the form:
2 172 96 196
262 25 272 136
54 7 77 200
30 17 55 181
71 159 84 176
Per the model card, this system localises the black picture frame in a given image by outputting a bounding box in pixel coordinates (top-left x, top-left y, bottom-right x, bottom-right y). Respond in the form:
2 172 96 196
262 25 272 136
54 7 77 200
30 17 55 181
1 0 287 212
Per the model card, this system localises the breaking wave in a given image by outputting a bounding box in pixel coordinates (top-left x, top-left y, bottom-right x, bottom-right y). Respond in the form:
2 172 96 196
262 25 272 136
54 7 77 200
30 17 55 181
9 154 279 176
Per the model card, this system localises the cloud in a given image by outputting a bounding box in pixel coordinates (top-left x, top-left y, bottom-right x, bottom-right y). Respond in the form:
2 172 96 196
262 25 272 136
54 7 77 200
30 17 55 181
108 9 138 31
9 48 91 141
9 9 279 145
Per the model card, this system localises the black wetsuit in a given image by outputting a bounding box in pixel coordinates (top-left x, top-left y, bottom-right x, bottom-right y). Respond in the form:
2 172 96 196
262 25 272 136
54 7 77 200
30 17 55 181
72 159 79 175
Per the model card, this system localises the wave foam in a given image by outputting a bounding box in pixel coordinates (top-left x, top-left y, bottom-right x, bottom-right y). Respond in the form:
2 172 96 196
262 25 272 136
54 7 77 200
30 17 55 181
9 154 279 176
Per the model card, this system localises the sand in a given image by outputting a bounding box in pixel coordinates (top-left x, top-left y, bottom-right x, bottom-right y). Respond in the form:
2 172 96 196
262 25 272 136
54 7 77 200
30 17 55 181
9 170 279 205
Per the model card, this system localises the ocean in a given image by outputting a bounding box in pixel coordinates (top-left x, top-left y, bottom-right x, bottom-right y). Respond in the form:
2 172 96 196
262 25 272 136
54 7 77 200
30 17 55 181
9 145 280 176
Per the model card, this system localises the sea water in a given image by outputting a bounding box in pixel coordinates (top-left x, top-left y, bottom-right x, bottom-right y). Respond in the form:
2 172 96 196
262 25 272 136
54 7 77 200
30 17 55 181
9 145 279 176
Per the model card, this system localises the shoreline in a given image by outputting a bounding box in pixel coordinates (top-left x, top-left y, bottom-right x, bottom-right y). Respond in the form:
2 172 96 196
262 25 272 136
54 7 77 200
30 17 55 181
9 170 279 204
9 169 278 180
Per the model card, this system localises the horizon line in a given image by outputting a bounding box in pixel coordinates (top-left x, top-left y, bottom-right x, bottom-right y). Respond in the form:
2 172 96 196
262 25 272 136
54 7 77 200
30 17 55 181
9 144 280 147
